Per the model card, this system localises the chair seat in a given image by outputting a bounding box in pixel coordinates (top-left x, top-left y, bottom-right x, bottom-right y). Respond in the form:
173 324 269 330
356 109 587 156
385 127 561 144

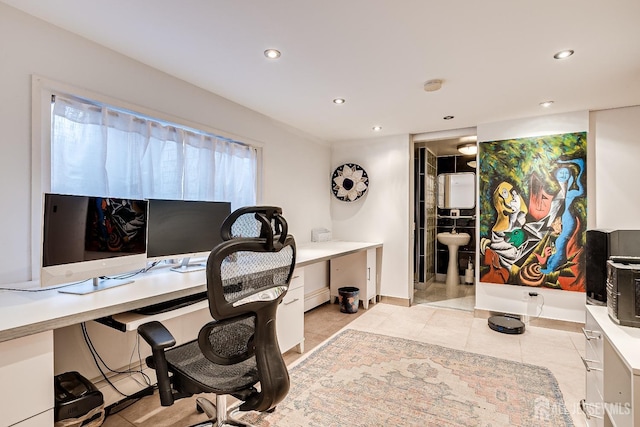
165 340 260 394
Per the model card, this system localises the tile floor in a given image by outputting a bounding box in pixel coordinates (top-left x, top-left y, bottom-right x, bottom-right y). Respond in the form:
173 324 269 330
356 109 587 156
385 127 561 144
102 301 587 426
413 278 476 311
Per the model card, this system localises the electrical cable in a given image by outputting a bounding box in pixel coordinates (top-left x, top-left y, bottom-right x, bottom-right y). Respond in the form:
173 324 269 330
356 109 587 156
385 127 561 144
129 334 152 388
529 294 545 320
101 267 148 281
0 279 93 292
0 266 153 292
537 294 545 318
80 323 152 398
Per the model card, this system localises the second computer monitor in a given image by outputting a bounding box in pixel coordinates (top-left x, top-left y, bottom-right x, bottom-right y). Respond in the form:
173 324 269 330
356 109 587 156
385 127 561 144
146 199 231 271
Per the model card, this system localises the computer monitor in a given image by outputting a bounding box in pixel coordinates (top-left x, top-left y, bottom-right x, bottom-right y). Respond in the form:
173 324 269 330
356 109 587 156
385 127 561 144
41 193 148 294
146 199 231 272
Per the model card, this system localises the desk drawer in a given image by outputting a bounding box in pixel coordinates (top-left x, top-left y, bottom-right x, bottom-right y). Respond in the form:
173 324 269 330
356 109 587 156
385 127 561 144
0 331 54 426
290 267 304 291
582 310 604 427
277 286 304 353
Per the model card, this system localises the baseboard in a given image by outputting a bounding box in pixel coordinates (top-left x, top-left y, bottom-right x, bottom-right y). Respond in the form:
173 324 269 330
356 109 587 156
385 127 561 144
379 296 411 307
473 309 584 333
304 287 330 312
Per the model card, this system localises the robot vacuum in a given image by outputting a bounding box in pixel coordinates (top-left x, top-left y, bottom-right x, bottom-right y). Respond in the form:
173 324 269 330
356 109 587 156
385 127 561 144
488 315 525 334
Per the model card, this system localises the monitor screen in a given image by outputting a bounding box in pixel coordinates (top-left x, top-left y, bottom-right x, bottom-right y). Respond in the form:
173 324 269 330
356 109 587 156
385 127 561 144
146 199 231 263
41 193 148 290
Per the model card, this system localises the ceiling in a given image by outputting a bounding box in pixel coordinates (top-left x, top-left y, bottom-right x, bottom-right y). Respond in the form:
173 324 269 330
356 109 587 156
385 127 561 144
4 1 640 147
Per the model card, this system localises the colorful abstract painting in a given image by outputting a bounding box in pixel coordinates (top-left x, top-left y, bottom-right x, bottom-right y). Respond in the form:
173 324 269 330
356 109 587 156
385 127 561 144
478 132 586 292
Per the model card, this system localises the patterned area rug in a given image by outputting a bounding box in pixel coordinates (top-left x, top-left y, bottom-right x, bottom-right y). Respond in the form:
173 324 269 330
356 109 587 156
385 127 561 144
243 329 574 426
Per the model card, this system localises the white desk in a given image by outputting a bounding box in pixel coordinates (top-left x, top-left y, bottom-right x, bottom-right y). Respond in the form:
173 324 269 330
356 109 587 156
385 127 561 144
0 240 381 426
582 306 640 427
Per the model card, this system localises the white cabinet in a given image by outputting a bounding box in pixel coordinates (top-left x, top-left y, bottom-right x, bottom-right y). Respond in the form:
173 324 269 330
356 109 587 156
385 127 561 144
329 248 378 309
277 267 304 354
366 248 377 306
0 331 54 427
583 306 640 427
582 308 605 426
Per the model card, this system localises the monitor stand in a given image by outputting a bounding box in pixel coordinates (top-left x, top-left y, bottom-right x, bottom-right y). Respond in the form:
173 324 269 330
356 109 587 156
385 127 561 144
171 257 206 273
58 277 134 295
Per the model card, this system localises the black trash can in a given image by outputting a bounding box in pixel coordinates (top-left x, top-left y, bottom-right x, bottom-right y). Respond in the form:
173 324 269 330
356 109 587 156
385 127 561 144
338 287 360 313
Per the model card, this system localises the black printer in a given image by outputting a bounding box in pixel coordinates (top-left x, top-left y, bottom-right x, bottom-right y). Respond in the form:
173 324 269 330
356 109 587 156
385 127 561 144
54 371 104 423
606 257 640 328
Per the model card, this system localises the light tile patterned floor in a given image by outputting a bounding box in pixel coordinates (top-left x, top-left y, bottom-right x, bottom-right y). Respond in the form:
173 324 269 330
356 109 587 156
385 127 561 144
413 278 476 311
103 302 587 426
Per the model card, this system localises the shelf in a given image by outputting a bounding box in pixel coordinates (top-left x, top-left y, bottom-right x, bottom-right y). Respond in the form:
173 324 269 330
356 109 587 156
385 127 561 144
99 300 210 332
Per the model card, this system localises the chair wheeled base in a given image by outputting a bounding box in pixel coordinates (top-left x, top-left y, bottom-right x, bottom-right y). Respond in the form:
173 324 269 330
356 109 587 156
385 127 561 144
190 395 257 427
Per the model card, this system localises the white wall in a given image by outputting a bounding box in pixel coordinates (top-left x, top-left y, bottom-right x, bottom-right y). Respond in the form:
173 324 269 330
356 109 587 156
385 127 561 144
591 105 640 229
0 3 331 285
331 134 412 300
476 111 589 323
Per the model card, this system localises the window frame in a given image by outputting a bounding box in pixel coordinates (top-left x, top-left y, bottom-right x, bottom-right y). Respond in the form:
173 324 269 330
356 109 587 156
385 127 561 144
31 75 263 280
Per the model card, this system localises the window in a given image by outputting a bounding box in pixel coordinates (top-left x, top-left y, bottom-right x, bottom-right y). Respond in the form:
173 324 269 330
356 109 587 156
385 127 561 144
50 94 257 210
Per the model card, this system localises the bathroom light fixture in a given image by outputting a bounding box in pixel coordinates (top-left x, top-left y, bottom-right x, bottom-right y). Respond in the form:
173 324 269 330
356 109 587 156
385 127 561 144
372 126 382 131
264 49 281 59
553 49 574 60
333 98 346 104
540 100 554 108
457 143 477 155
423 79 443 92
443 115 454 120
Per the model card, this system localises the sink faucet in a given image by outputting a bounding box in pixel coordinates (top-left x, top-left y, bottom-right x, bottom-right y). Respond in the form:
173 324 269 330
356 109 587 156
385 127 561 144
451 219 457 234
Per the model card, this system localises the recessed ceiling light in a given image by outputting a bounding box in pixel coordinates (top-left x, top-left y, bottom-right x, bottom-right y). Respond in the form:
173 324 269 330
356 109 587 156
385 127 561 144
553 49 574 60
540 100 554 108
372 126 382 131
443 115 454 120
333 98 346 105
264 49 281 59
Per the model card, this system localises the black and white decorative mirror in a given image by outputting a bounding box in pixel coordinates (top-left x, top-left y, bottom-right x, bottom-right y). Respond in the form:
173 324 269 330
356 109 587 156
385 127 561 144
331 163 369 202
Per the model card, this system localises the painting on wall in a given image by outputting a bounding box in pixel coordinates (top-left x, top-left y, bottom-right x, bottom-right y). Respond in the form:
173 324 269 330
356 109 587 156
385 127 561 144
478 132 586 292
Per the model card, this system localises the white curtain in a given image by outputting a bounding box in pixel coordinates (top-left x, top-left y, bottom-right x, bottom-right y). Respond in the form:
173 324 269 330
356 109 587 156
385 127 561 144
51 95 257 210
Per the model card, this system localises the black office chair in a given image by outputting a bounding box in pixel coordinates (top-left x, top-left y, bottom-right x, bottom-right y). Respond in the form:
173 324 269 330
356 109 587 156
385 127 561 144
138 206 296 426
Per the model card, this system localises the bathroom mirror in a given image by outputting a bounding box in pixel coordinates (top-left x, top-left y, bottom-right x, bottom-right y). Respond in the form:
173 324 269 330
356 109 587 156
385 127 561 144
437 172 475 209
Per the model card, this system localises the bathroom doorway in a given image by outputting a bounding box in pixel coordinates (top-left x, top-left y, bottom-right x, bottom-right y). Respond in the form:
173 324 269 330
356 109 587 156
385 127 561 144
412 130 477 311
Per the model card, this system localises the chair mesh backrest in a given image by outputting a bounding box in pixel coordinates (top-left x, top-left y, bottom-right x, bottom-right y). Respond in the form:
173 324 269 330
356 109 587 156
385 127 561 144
220 248 294 305
221 206 286 242
198 315 256 365
207 206 296 319
228 212 277 238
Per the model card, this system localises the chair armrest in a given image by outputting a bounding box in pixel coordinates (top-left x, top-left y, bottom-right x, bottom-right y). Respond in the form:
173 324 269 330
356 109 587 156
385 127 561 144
137 321 176 406
138 321 176 350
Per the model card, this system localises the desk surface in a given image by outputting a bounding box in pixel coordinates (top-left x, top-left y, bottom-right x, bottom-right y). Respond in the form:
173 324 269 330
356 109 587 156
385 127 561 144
0 240 381 343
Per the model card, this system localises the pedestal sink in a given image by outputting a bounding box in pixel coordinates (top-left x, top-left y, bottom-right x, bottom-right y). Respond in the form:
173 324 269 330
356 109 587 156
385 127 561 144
437 232 471 287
